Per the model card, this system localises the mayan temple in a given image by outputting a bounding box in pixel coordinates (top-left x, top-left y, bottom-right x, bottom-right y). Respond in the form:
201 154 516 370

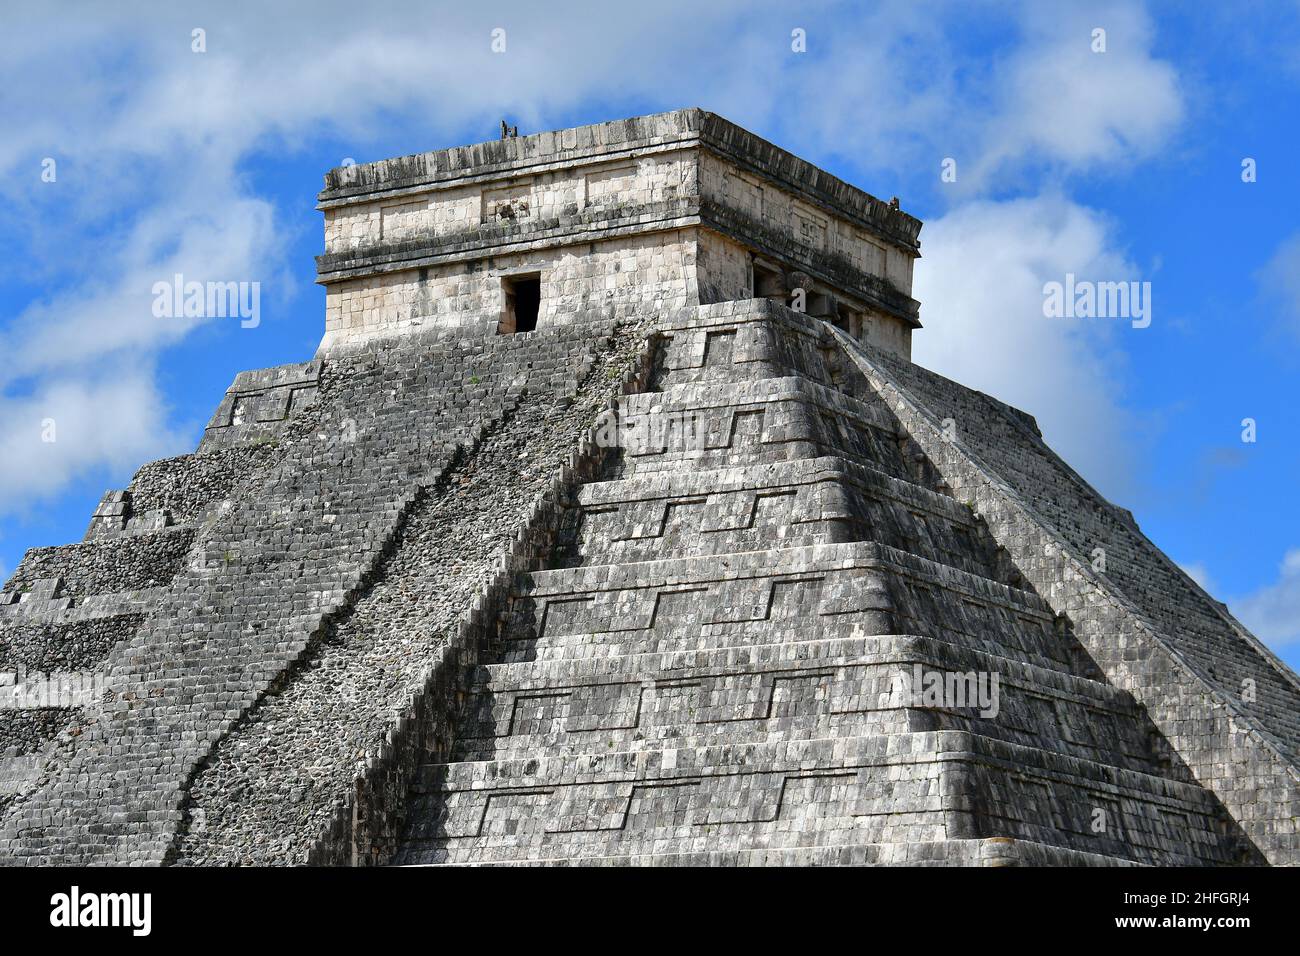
1 109 1296 867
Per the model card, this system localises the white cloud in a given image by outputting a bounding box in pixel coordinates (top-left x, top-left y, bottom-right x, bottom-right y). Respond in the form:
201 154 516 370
0 147 282 513
754 5 963 175
766 1 1184 191
0 187 279 387
911 194 1146 500
1179 562 1215 592
1232 549 1300 649
0 369 188 517
968 3 1183 185
0 1 764 512
1257 231 1300 338
0 1 1187 517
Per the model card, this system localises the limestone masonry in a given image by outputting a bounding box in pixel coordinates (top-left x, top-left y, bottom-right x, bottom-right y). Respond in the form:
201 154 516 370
1 110 1295 866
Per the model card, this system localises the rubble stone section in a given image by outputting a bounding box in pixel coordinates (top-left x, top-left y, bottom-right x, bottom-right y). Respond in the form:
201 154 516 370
169 320 652 865
0 319 626 864
6 530 195 597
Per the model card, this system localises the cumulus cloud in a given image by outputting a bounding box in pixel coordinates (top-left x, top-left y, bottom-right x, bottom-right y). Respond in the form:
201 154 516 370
911 194 1145 500
1232 549 1300 649
0 0 1187 518
967 3 1183 186
0 1 762 512
755 5 964 175
0 144 281 509
1179 562 1215 592
1256 231 1300 339
0 188 279 387
0 369 188 516
0 1 760 182
767 1 1184 191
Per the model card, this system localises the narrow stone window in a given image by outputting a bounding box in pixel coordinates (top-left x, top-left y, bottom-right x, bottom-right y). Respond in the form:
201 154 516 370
753 263 784 300
499 273 541 334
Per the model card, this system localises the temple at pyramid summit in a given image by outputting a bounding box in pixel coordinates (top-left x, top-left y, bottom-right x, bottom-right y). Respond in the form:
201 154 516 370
1 109 1296 866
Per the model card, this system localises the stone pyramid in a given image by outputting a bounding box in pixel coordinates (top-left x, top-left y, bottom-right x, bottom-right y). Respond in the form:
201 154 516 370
1 110 1295 866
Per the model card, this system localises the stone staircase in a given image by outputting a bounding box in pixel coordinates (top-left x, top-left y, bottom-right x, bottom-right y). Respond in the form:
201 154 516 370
1 322 616 864
864 346 1300 757
851 335 1299 863
393 301 1255 866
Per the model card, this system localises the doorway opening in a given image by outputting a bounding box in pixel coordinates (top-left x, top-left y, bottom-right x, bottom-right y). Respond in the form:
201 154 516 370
499 273 541 334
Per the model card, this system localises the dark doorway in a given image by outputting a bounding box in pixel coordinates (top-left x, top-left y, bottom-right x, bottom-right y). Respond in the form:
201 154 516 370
500 274 541 334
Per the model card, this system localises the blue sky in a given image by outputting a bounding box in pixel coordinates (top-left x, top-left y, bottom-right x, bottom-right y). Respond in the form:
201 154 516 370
1 1 1297 667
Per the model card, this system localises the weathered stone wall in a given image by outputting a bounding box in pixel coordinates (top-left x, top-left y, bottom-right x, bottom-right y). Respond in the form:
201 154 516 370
322 231 696 347
323 150 696 256
837 329 1299 865
384 300 1255 867
6 530 195 598
121 446 279 527
171 320 654 865
697 151 914 294
315 109 921 355
859 304 913 358
1 615 143 675
695 230 751 305
0 316 637 865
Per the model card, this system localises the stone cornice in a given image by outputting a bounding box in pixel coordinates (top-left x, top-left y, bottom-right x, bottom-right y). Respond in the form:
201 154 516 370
316 108 922 255
315 200 701 281
315 195 919 326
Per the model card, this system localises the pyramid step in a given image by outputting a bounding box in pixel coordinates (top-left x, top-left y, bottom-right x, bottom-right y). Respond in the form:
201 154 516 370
0 612 147 679
398 731 955 865
454 633 1157 772
506 541 1071 671
404 837 1139 867
560 455 1005 579
610 376 919 481
396 731 1232 866
478 634 1118 701
650 300 839 389
3 525 196 601
502 616 882 665
578 457 965 522
0 588 167 626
